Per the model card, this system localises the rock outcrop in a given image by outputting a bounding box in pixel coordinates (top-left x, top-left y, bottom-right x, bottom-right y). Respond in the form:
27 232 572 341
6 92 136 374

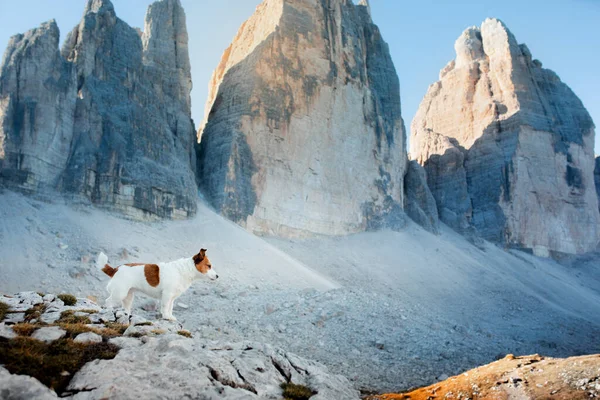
411 18 600 255
0 292 360 400
404 160 439 234
197 0 407 237
594 157 600 212
372 354 600 400
0 0 197 220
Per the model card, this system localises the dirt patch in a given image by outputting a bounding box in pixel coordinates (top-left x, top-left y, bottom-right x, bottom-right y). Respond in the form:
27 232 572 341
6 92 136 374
370 354 600 400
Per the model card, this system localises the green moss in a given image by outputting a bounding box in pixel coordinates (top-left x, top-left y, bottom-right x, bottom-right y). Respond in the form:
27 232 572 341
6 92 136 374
0 301 9 321
57 294 77 306
281 382 316 400
177 330 192 338
57 310 91 325
0 336 119 395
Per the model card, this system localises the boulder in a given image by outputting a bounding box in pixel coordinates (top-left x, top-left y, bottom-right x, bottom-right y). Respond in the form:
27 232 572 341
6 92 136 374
67 337 360 399
73 332 102 344
0 367 57 400
31 326 67 343
197 0 407 237
411 18 600 255
404 160 439 234
0 0 197 220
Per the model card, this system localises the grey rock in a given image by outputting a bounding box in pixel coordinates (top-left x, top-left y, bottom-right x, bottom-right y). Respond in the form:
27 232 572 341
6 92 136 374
3 313 25 324
68 338 360 399
74 332 103 344
0 0 197 221
198 0 407 238
0 367 57 400
0 322 16 339
40 311 62 324
594 157 600 212
411 18 600 255
404 160 439 234
31 326 66 342
108 336 143 349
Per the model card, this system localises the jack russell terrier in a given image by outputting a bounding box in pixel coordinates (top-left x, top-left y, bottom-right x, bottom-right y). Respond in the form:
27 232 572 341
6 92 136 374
97 249 218 320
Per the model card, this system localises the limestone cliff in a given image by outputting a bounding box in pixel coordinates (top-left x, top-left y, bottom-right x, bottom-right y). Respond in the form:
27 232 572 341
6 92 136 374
198 0 406 237
594 157 600 212
0 0 197 219
404 160 439 234
411 18 600 255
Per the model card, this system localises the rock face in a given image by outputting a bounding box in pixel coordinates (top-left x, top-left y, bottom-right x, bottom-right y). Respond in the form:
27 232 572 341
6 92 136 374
404 160 439 234
594 157 600 212
198 0 407 237
411 18 600 255
0 0 197 220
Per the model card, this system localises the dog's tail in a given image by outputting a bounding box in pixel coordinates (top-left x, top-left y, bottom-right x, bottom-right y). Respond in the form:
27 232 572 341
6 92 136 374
97 252 118 278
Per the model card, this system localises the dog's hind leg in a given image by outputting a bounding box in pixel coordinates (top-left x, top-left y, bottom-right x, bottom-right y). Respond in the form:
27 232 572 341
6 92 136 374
122 289 135 315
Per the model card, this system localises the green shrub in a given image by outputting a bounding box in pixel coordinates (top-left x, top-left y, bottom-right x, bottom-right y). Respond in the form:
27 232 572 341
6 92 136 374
24 304 47 323
57 294 77 306
0 337 119 395
281 382 316 400
57 310 91 325
0 301 9 321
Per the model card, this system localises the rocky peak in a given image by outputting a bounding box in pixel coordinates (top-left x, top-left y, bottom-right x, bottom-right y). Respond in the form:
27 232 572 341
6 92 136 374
197 0 406 237
142 0 192 113
0 0 198 220
84 0 115 15
358 0 371 16
411 18 600 255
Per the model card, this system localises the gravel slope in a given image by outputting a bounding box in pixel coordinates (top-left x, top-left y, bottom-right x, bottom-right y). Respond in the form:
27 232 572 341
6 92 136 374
0 189 599 393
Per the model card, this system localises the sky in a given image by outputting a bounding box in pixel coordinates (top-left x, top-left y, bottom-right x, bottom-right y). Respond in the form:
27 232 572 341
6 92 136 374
0 0 599 154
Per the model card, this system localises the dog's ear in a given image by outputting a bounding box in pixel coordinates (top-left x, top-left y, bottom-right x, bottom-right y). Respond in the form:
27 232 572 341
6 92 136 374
193 248 207 264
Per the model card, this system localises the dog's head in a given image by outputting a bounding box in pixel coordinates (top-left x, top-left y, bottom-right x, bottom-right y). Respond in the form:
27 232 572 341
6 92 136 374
193 248 218 280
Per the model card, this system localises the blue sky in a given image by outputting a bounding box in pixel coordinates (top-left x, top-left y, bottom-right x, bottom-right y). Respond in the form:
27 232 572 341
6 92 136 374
0 0 599 153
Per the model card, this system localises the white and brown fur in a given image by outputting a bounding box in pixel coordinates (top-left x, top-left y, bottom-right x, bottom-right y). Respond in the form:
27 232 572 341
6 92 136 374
97 249 218 320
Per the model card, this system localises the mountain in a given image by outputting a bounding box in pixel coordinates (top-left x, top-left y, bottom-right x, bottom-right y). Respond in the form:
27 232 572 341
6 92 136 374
410 18 600 256
0 0 197 220
197 0 407 238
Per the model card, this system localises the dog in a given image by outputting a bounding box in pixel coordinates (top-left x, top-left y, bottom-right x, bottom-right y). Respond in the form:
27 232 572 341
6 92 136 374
96 249 218 320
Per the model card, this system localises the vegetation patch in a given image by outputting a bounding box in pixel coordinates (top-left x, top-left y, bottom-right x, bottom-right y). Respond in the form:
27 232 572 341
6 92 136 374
150 329 166 335
281 382 316 400
57 294 77 306
24 303 48 323
134 321 153 326
177 330 192 338
103 322 129 335
0 336 119 395
11 323 38 337
58 310 91 325
0 301 9 321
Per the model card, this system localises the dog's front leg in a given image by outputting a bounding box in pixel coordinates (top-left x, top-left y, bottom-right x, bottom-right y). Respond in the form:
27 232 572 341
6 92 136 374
161 293 176 321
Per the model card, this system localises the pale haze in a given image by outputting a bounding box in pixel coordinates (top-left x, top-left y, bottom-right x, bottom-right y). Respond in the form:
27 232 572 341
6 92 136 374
0 0 598 153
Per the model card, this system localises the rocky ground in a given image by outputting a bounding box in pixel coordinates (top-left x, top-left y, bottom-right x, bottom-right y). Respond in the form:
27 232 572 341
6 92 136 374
1 190 600 395
0 292 358 399
370 354 600 400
